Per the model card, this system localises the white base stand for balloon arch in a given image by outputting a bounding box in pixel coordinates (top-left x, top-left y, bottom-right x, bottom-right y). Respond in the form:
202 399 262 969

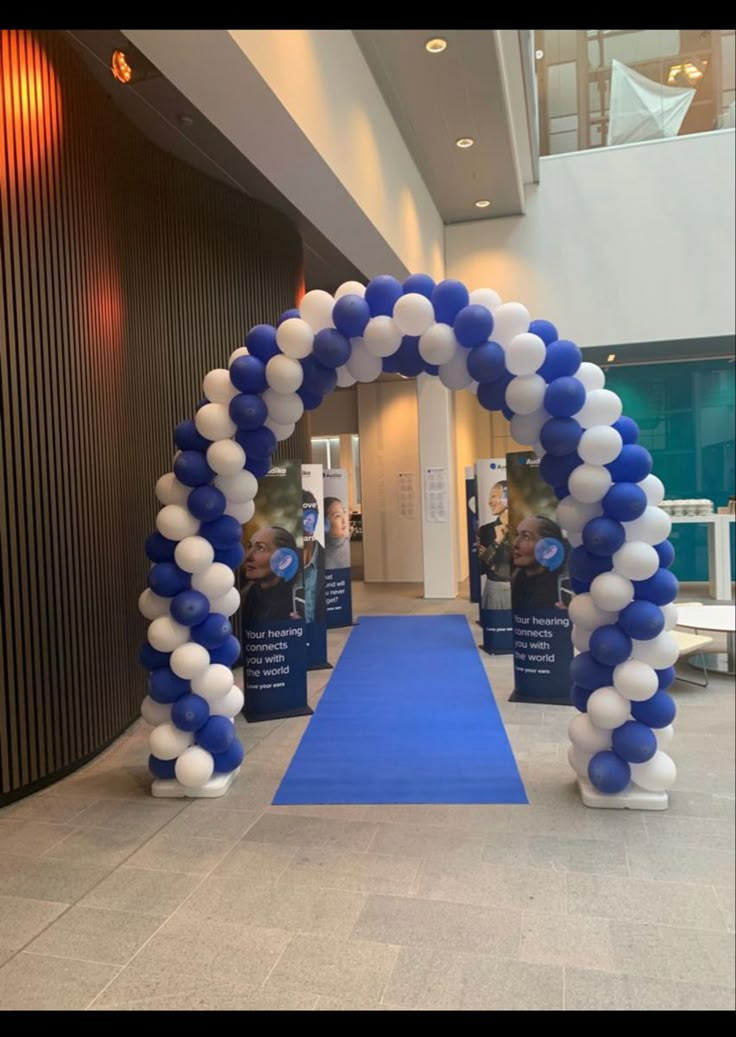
152 769 240 799
577 777 667 811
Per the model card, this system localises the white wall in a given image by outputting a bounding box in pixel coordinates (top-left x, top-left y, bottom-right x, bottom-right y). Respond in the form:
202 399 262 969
446 131 736 347
310 386 358 436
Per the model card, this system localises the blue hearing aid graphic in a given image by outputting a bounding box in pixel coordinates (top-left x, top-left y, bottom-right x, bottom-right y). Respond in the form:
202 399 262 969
303 507 318 536
270 547 299 581
534 537 565 572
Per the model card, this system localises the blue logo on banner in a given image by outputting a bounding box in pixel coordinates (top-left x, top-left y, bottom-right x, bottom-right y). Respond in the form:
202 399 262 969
325 566 353 628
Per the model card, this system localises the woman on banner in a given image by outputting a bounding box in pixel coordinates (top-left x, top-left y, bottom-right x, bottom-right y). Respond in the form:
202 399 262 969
301 490 326 624
510 515 570 611
477 480 512 611
324 496 351 570
241 526 301 623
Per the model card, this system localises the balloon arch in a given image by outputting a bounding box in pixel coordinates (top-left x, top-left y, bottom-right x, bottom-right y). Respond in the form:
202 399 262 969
138 274 679 805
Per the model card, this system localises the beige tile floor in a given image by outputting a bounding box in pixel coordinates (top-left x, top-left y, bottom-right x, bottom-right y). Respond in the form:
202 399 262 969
0 582 733 1011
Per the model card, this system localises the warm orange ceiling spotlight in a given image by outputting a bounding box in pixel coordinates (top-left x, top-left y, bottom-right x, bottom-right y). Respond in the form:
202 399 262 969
111 50 133 84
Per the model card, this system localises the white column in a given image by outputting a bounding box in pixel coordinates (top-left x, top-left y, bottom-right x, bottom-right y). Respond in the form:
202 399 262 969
417 374 458 599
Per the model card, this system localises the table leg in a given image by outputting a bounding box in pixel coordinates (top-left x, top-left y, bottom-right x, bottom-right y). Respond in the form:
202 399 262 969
707 520 719 599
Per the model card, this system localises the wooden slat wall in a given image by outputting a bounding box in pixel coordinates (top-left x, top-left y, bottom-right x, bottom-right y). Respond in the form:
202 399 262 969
0 30 304 802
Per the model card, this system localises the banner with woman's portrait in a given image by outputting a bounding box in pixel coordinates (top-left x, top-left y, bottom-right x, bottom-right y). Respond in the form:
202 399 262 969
322 469 353 628
475 458 513 654
240 461 311 721
301 464 330 670
506 450 573 704
465 466 481 604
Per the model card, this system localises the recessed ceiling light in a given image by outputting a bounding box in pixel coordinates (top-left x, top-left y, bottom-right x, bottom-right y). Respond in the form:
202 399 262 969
536 49 544 60
456 137 474 149
425 38 447 54
475 199 491 209
111 50 133 84
607 353 616 362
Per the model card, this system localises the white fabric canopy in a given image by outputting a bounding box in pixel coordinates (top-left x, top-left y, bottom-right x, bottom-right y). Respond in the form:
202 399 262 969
608 58 695 146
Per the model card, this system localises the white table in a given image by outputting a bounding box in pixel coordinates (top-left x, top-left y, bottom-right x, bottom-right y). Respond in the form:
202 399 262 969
670 515 735 602
676 604 736 676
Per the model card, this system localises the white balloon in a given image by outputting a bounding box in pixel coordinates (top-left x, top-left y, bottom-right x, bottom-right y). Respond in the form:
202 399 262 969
590 572 634 612
578 426 623 466
214 469 258 505
567 530 583 548
556 496 602 534
334 280 365 300
262 388 303 426
206 440 246 477
210 586 241 617
210 684 245 718
276 317 314 359
438 347 472 389
203 368 238 405
363 315 403 357
469 287 502 313
631 632 679 669
492 301 530 346
571 625 591 653
266 354 303 394
138 589 171 621
148 616 190 653
568 464 612 504
156 473 189 507
505 332 546 376
140 696 172 726
265 417 296 442
629 751 676 792
660 603 679 631
191 562 234 600
346 338 382 382
587 686 632 730
575 389 623 429
639 474 665 507
299 289 334 333
613 659 658 702
195 403 236 442
419 323 458 365
393 292 435 336
612 541 660 581
532 440 545 459
229 346 249 365
191 663 234 701
224 499 256 525
576 362 606 391
465 380 479 395
175 536 215 574
569 712 612 753
170 642 210 680
175 745 215 787
567 744 594 779
568 593 618 630
150 722 193 761
506 374 546 415
335 365 357 388
156 505 200 542
655 724 674 751
624 507 672 545
509 409 549 446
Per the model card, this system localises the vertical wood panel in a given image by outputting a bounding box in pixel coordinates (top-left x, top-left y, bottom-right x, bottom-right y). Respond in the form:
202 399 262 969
0 30 303 802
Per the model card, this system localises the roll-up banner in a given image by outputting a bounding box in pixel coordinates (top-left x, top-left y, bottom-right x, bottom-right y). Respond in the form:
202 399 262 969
465 465 481 604
301 464 330 670
240 461 311 722
506 450 574 705
475 458 513 654
322 469 353 628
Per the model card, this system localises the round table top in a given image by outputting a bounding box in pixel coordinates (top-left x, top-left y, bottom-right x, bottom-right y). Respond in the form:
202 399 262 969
676 604 736 633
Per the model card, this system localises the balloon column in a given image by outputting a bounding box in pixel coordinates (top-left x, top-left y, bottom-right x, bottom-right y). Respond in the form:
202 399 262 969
139 274 677 802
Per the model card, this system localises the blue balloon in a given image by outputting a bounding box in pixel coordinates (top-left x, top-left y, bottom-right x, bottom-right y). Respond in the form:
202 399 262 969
466 340 505 383
209 634 241 667
534 537 565 572
332 294 370 338
538 339 581 381
501 403 515 421
171 692 210 732
432 279 469 325
571 577 590 595
175 419 210 453
602 482 648 523
212 738 245 773
214 543 246 570
246 323 280 361
200 515 242 550
149 562 190 597
656 665 676 691
229 393 267 431
453 304 494 348
145 532 177 563
149 667 189 704
612 720 657 763
528 319 558 346
540 417 582 457
570 652 614 691
613 415 640 444
544 376 586 418
170 589 210 627
148 755 177 780
631 689 676 728
188 485 226 523
139 643 170 670
174 450 215 488
540 451 582 488
297 387 324 411
245 455 272 478
382 352 402 374
589 624 632 667
230 355 267 395
618 600 664 641
301 355 337 396
394 336 424 377
607 444 653 484
313 328 351 369
365 275 403 317
423 361 440 376
196 715 235 754
236 425 277 459
633 568 678 605
400 273 434 300
588 750 631 794
569 546 612 583
477 373 512 412
277 309 300 326
573 684 592 712
271 546 299 581
582 516 625 557
192 612 232 650
654 540 675 569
